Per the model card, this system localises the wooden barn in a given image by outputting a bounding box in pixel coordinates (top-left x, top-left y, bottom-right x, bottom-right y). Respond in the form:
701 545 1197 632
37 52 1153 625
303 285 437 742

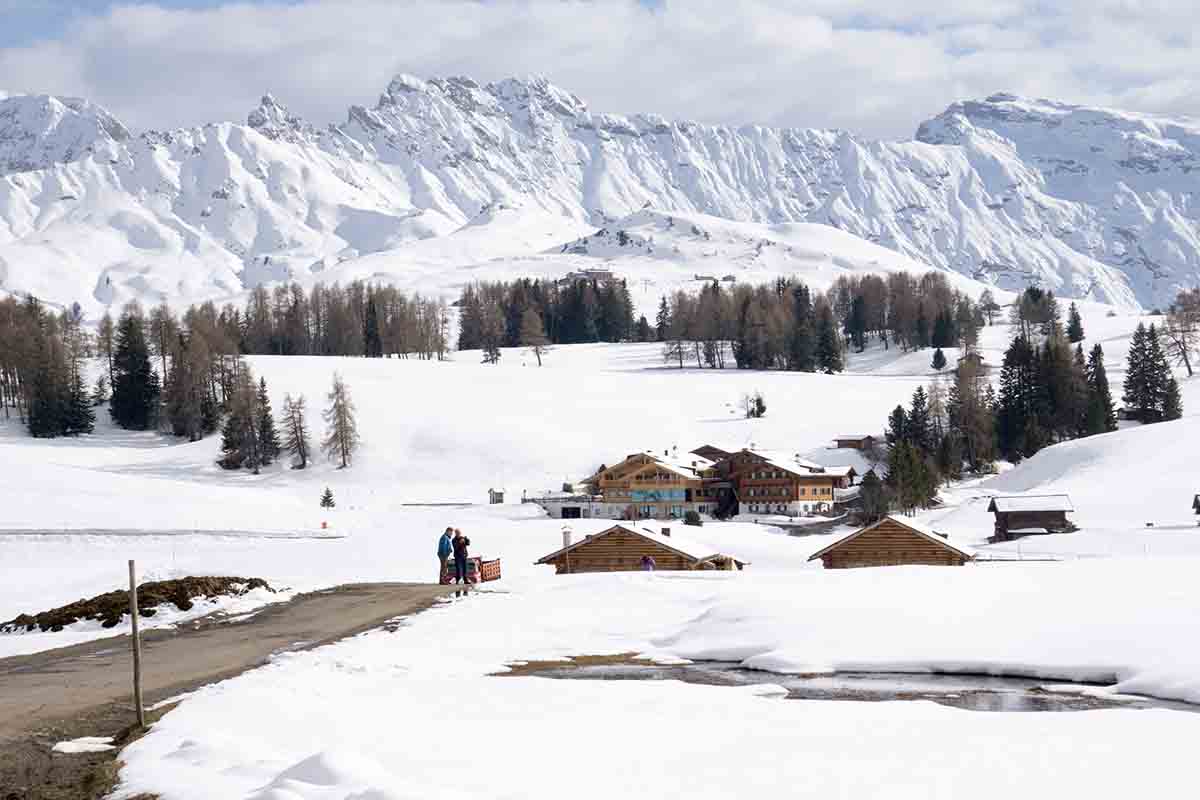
535 524 746 574
987 495 1075 541
807 516 973 569
833 434 877 451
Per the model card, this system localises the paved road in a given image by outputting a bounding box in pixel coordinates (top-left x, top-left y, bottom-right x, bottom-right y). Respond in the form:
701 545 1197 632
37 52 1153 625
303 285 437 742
0 582 455 744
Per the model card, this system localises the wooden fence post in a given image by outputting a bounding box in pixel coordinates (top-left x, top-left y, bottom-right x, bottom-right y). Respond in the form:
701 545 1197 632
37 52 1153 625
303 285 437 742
128 559 146 731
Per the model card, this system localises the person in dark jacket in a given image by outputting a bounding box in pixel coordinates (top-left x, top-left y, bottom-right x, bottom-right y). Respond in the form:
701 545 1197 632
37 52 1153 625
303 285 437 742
437 527 454 580
640 554 656 571
452 528 471 584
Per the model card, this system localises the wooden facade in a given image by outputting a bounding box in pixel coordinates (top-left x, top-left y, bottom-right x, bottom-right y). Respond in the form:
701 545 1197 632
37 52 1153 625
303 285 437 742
833 435 876 450
808 516 972 569
588 453 707 519
987 496 1075 541
535 525 745 574
709 450 855 515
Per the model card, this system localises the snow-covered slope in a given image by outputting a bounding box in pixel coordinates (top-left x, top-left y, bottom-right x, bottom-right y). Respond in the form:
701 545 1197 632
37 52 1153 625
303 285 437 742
1 77 1197 317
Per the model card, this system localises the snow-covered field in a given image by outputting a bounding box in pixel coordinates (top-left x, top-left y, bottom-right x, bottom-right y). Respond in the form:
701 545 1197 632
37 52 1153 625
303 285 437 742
5 304 1200 798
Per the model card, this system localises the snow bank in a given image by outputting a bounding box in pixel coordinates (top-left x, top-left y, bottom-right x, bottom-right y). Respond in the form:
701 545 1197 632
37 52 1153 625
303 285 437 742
655 560 1200 703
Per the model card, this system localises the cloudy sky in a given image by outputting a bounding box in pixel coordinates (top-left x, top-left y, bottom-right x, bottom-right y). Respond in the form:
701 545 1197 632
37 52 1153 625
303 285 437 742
1 0 1197 139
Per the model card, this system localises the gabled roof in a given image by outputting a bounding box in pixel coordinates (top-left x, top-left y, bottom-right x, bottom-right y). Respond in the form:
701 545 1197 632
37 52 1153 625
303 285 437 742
834 434 876 441
987 495 1074 513
535 524 744 566
807 516 974 562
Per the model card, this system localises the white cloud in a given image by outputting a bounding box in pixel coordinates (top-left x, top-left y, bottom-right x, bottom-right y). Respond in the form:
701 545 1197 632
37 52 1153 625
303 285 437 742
0 0 1195 138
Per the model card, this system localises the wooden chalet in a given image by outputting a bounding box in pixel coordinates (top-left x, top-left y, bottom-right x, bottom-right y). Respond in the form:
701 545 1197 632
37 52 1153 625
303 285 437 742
584 451 714 519
708 449 856 516
808 516 973 569
987 495 1075 541
535 524 746 574
833 434 877 451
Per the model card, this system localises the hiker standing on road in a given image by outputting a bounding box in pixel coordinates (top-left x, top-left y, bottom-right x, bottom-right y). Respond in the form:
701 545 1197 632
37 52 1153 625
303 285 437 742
452 528 471 584
438 527 454 581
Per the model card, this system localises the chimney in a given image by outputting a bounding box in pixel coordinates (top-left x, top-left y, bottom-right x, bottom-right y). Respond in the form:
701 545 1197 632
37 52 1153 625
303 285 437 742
661 527 671 537
562 526 573 548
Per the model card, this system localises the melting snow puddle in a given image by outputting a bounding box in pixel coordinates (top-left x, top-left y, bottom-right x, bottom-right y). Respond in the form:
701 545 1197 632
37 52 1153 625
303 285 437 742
512 661 1195 713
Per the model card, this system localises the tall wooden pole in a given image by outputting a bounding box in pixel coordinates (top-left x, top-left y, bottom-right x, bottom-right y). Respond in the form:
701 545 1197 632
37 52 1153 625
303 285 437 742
128 560 146 731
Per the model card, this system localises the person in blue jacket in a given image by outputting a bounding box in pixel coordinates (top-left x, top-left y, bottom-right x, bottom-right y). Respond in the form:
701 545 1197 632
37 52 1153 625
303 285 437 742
437 527 454 580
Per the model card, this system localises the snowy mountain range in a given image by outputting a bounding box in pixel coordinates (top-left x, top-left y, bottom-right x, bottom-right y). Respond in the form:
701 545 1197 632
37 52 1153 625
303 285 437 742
1 74 1197 316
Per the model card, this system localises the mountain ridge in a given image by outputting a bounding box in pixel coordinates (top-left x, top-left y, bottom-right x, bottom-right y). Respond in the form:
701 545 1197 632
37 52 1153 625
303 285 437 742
1 74 1197 314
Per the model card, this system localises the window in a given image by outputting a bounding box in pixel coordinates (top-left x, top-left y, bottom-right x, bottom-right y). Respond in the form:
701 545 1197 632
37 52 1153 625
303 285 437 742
670 505 684 518
640 505 653 518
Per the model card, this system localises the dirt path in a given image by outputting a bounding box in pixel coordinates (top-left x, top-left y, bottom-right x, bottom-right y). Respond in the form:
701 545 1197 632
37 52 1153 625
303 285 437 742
0 582 456 799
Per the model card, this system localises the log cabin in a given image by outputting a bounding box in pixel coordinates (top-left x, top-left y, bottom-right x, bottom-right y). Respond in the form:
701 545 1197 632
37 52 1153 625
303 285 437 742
987 495 1075 542
535 524 746 574
807 516 973 569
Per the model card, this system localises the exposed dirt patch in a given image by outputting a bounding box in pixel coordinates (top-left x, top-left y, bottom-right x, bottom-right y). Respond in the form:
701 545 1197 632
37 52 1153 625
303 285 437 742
494 652 654 676
1 577 273 633
0 700 171 800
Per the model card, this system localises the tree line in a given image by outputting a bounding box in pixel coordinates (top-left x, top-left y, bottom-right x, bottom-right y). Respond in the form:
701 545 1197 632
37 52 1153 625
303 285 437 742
656 270 992 373
455 278 637 363
870 288 1185 517
4 297 363 470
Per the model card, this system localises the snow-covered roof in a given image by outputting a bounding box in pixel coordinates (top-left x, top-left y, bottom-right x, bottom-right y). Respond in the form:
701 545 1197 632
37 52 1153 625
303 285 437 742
750 450 855 479
807 515 974 562
987 495 1074 513
650 451 715 475
535 524 744 566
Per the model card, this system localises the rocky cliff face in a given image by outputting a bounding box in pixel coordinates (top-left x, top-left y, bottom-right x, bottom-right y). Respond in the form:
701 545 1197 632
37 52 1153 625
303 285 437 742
1 76 1196 314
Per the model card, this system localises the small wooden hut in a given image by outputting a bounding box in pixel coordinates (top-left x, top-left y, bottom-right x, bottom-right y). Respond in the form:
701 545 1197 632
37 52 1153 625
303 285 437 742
535 524 746 574
833 435 877 451
987 495 1074 541
807 516 972 569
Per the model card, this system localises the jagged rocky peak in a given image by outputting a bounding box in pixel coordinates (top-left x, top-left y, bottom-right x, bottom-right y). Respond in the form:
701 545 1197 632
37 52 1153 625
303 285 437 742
247 93 314 142
488 74 588 118
0 92 130 173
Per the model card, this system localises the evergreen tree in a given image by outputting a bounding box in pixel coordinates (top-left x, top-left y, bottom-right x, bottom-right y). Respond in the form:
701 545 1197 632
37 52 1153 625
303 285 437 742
887 441 936 515
1124 323 1173 422
110 305 160 431
815 305 843 374
635 315 652 343
257 378 280 465
282 393 312 469
655 296 671 341
1066 302 1085 343
885 405 907 446
996 335 1038 461
908 386 932 455
1085 343 1117 435
858 469 889 522
1163 377 1183 421
363 295 383 357
218 368 260 471
64 367 95 435
788 284 816 372
322 372 360 468
320 487 335 508
931 310 954 348
846 295 868 352
931 347 947 372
